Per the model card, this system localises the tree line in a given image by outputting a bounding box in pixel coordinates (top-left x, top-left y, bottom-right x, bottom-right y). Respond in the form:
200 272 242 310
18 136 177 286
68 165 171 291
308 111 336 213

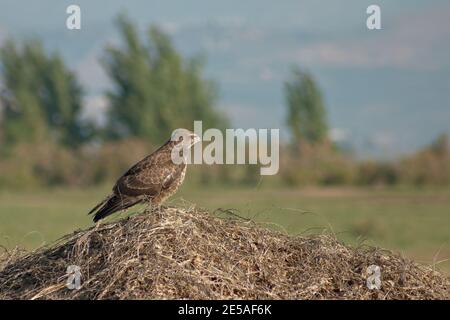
0 15 448 188
0 16 227 150
0 15 326 151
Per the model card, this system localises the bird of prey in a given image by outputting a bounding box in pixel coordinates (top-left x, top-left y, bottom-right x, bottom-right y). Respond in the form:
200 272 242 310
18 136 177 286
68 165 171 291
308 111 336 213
89 129 200 222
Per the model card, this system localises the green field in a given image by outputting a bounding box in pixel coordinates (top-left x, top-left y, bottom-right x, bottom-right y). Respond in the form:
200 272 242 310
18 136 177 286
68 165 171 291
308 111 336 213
1 185 449 274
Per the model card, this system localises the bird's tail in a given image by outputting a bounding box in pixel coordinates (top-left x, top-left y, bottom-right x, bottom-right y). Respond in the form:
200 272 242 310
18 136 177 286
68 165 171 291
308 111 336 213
88 195 142 222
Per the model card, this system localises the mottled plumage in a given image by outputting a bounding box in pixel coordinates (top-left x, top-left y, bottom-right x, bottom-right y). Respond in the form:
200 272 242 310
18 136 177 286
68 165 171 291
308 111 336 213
89 129 200 222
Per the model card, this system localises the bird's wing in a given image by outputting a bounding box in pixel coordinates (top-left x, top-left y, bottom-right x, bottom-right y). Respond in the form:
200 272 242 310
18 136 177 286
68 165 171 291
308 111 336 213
113 150 184 198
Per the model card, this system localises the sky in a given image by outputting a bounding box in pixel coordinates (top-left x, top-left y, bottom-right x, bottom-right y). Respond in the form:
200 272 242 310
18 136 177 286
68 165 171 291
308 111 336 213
0 0 449 158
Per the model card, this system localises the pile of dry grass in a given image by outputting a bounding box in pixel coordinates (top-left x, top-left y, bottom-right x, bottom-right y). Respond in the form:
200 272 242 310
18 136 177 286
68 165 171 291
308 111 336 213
0 206 449 299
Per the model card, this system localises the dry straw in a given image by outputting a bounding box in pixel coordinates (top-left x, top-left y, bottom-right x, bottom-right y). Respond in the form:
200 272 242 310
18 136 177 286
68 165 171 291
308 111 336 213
0 206 449 299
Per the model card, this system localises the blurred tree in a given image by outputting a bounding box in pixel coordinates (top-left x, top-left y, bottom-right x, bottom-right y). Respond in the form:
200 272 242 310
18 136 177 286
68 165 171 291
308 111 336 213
284 67 328 146
103 15 226 144
0 40 89 147
398 133 450 186
430 133 449 157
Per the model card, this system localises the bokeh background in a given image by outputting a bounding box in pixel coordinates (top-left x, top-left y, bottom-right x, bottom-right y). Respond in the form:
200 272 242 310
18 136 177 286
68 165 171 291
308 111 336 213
0 0 449 274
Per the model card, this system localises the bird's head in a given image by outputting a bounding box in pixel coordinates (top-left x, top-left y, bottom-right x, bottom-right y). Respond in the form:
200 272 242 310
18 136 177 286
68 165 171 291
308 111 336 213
170 128 201 149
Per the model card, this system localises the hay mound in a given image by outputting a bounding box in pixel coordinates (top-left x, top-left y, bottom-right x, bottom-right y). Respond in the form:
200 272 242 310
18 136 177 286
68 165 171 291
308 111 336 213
0 207 449 300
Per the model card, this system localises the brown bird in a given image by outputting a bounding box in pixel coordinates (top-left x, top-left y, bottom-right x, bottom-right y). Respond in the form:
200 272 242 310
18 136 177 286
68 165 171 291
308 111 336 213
89 129 200 222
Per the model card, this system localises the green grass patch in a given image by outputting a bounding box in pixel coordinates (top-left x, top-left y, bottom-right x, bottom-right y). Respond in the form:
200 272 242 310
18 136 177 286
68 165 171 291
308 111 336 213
1 185 449 274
